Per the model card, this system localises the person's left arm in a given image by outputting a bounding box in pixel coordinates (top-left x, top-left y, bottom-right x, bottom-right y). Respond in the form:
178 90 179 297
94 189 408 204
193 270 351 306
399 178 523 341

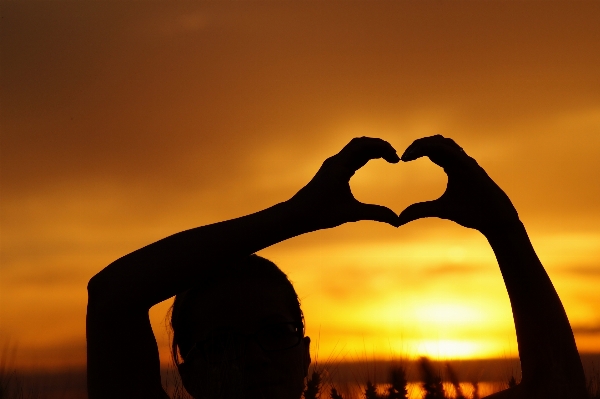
398 135 587 399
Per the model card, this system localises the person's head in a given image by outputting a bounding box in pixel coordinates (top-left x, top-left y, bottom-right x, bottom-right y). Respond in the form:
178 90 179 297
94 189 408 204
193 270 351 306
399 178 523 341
170 255 311 399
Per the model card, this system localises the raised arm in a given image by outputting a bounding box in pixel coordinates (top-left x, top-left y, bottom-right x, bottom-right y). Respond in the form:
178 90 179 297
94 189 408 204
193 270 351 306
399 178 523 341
397 135 587 399
86 137 400 399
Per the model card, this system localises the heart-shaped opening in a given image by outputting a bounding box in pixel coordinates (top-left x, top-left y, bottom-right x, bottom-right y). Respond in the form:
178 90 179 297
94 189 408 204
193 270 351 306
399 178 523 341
350 156 447 215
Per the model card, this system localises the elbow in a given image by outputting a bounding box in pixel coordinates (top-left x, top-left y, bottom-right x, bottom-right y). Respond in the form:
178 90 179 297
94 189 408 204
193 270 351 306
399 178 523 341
87 266 144 312
87 273 108 311
87 273 101 299
87 269 121 311
87 270 111 301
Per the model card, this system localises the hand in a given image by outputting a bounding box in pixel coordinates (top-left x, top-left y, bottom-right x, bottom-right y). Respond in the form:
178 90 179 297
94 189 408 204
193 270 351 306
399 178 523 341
398 135 519 233
289 137 401 230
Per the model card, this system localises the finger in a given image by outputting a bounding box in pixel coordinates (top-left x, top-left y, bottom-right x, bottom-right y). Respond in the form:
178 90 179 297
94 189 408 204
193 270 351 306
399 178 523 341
352 203 401 227
400 135 471 170
336 137 400 173
397 199 444 227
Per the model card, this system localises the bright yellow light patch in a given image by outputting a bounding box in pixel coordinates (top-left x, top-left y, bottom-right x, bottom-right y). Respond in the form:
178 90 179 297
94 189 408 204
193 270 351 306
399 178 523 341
412 303 481 326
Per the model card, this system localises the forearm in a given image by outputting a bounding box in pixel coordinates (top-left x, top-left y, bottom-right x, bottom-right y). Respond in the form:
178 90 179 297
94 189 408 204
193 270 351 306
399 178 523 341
483 220 586 398
88 199 310 310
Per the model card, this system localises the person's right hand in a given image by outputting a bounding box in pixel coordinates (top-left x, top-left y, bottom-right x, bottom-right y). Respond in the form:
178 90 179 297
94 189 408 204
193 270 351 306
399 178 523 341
398 135 519 234
289 137 401 230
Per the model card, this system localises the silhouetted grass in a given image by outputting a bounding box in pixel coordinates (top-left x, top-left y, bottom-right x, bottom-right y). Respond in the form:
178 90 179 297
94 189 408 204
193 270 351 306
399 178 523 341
419 357 445 399
445 363 465 399
303 358 412 399
305 370 322 399
330 386 344 399
298 354 600 399
0 369 39 399
1 347 599 398
0 343 40 399
387 366 409 399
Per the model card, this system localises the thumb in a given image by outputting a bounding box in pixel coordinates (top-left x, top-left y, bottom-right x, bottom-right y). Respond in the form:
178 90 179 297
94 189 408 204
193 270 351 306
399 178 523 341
353 203 400 227
397 200 444 227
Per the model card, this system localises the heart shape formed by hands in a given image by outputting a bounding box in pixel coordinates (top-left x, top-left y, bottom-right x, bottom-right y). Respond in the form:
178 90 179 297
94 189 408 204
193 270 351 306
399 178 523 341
294 135 518 233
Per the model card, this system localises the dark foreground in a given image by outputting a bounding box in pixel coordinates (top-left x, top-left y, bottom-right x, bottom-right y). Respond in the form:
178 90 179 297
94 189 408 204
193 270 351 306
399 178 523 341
2 354 599 399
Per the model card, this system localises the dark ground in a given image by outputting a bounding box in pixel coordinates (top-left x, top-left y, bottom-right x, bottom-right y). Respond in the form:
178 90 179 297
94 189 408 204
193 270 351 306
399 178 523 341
3 354 599 399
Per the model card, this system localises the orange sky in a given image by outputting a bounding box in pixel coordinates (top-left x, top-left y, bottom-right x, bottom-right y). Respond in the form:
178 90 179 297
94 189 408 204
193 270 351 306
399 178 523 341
1 1 599 369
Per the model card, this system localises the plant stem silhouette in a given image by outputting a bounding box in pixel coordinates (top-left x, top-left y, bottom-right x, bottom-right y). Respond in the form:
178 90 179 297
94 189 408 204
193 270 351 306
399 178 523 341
305 370 322 399
420 357 446 399
330 386 344 399
387 366 408 399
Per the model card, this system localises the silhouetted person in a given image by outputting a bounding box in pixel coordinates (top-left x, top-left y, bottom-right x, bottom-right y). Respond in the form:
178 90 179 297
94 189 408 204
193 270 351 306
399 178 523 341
87 136 587 399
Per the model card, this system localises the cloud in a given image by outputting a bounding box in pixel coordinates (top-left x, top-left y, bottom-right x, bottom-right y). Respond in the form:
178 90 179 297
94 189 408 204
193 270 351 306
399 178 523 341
561 267 600 277
572 324 600 335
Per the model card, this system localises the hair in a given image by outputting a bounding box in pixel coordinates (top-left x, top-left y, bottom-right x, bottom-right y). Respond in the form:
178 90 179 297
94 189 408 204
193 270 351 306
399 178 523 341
169 254 304 367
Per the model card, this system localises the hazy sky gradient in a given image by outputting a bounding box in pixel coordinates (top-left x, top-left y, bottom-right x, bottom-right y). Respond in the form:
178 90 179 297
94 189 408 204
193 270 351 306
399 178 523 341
1 1 599 369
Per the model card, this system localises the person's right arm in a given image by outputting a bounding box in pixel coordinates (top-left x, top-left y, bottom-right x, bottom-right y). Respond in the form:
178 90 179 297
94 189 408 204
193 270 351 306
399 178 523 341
86 137 400 399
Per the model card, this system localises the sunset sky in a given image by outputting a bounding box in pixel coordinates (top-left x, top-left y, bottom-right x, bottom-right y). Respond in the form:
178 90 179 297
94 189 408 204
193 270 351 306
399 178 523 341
1 1 599 370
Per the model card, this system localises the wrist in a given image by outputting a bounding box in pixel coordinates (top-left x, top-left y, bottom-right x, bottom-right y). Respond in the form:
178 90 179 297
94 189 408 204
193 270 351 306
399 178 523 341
477 198 521 236
276 198 321 235
481 217 528 249
281 195 345 234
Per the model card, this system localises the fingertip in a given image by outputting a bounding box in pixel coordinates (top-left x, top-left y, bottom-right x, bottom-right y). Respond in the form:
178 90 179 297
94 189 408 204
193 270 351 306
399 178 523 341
400 148 416 162
380 140 400 163
385 152 401 164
